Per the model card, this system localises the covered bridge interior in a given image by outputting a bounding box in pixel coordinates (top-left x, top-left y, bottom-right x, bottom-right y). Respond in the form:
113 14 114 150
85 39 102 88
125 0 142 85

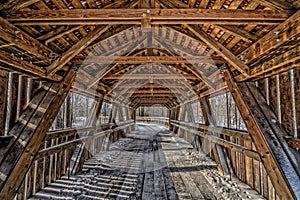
0 0 299 199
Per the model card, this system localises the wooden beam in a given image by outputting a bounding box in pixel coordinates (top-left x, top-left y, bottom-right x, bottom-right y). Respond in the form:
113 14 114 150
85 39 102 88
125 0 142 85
0 50 62 81
158 0 190 8
74 55 224 65
152 38 217 89
185 24 250 77
86 36 147 89
171 123 261 161
0 70 8 136
85 97 103 127
125 90 181 94
6 9 293 25
173 120 251 141
43 2 137 45
116 83 184 88
43 25 82 45
254 0 295 10
130 93 175 97
47 25 110 76
0 16 52 63
285 138 300 149
223 68 300 199
236 45 300 81
86 25 135 51
0 0 42 13
200 97 230 174
0 70 76 199
241 10 300 66
103 74 198 80
214 25 259 43
131 99 171 103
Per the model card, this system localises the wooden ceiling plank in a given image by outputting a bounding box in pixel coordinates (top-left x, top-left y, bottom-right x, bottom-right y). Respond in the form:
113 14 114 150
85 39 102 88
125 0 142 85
236 45 300 81
37 26 67 42
86 25 135 51
44 25 83 45
6 9 292 25
241 10 300 66
0 16 52 63
153 36 217 89
0 50 61 81
47 25 111 76
214 25 259 43
86 35 147 89
254 0 295 10
185 24 250 77
158 0 189 8
0 0 42 13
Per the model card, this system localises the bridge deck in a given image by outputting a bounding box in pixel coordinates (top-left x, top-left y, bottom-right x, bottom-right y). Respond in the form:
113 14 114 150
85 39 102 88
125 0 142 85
30 124 264 200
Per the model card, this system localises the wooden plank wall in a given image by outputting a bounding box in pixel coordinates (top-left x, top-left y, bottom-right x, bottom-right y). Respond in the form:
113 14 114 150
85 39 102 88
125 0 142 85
172 92 285 200
258 69 299 138
0 69 41 136
12 92 134 199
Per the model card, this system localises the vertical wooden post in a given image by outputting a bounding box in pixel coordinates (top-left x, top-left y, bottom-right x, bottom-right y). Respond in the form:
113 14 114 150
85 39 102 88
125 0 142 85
65 94 72 128
173 106 180 133
177 105 187 137
200 97 230 175
0 70 76 199
0 70 9 136
169 108 174 131
85 97 103 127
223 68 300 199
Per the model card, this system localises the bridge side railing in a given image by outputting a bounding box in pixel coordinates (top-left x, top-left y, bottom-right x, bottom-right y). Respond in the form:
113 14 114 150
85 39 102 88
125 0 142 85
16 120 134 199
170 119 284 199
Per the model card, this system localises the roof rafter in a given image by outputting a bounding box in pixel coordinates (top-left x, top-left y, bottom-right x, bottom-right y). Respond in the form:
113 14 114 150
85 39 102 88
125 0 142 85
0 50 61 81
0 16 52 63
241 10 300 66
214 25 259 43
46 25 111 76
185 24 250 77
154 36 216 89
86 35 148 89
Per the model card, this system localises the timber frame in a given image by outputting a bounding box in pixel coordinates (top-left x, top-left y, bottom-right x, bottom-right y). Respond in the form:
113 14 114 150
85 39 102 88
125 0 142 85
0 0 299 199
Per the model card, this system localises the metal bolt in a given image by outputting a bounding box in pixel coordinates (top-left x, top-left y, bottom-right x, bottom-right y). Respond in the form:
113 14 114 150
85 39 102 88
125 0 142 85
274 30 280 35
73 66 79 72
141 13 147 17
146 9 151 13
271 119 277 123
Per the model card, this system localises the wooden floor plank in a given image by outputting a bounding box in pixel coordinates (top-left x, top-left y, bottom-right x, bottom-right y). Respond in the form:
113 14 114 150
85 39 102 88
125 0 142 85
30 124 264 200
